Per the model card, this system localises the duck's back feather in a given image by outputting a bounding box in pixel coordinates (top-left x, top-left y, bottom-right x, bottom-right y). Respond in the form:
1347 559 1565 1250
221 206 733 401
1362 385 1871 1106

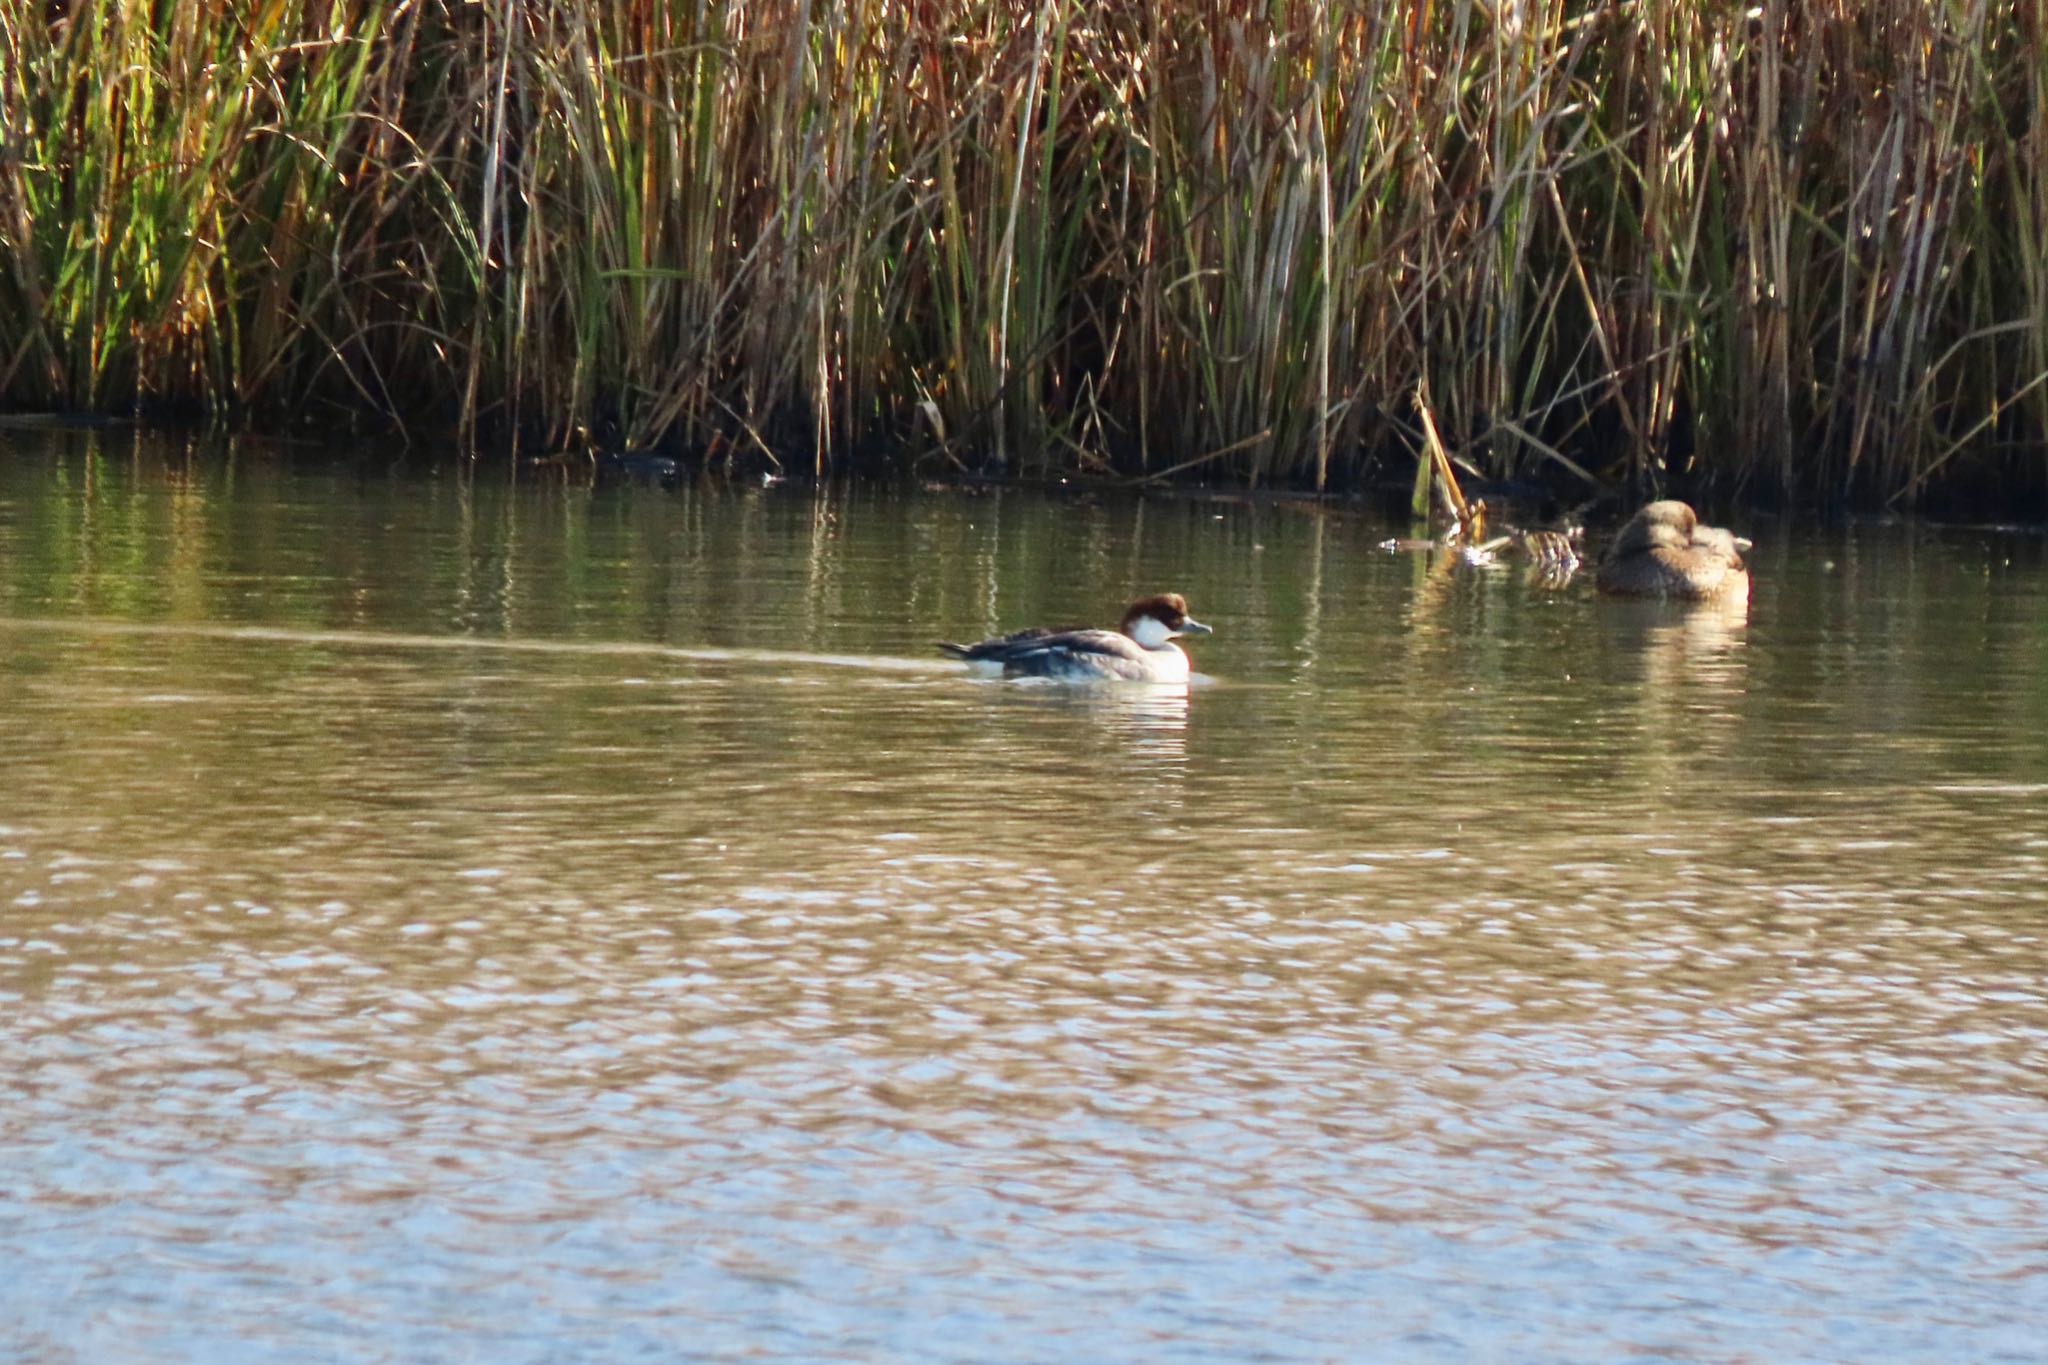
937 627 1181 681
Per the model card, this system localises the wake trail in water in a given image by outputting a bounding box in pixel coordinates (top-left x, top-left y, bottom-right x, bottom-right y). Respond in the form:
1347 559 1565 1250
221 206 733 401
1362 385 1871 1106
0 616 955 675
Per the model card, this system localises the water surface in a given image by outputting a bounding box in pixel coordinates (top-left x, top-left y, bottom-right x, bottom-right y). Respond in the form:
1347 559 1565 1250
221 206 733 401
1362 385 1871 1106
3 432 2046 1361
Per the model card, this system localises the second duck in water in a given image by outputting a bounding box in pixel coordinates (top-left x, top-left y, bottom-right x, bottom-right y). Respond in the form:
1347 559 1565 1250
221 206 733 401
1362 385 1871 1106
938 593 1212 683
1595 500 1751 603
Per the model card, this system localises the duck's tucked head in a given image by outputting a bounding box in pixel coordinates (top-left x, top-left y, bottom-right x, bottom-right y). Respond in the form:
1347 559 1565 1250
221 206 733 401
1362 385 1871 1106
1121 593 1212 648
1611 499 1699 557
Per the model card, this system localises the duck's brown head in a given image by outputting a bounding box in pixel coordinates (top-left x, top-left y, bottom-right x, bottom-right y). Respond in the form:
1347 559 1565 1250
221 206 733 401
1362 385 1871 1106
1120 593 1212 646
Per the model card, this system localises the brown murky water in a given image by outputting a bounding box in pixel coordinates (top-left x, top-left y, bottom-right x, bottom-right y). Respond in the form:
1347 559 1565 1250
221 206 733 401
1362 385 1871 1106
3 431 2046 1361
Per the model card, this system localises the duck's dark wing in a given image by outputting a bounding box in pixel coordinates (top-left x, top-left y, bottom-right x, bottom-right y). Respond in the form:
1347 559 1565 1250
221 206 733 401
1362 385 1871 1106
937 626 1149 678
937 624 1070 660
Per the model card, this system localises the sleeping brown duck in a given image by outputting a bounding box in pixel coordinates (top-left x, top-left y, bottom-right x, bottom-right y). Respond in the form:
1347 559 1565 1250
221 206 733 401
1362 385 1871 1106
1595 501 1751 604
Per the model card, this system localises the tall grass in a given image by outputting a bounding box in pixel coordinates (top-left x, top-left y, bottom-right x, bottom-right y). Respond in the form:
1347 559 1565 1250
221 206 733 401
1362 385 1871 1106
0 0 2041 505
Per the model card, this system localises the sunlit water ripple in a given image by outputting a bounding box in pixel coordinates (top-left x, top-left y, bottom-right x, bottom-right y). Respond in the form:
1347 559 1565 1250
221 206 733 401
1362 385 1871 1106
2 434 2046 1361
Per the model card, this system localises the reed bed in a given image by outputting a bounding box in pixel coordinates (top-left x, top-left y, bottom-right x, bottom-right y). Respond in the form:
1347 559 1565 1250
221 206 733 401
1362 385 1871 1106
1 0 2041 506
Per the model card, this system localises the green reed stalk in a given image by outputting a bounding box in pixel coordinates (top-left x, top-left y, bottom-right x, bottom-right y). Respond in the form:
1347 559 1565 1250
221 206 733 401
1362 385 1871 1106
0 0 2041 507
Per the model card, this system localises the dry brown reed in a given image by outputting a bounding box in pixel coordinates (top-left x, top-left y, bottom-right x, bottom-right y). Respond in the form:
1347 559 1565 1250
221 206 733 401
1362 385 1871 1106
0 0 2041 505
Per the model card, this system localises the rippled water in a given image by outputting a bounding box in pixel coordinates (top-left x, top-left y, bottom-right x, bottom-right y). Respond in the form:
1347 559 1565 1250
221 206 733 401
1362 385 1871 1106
3 431 2046 1361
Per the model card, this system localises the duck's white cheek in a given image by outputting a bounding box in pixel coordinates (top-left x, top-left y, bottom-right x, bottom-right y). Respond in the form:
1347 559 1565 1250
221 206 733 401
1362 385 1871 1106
1129 616 1174 648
